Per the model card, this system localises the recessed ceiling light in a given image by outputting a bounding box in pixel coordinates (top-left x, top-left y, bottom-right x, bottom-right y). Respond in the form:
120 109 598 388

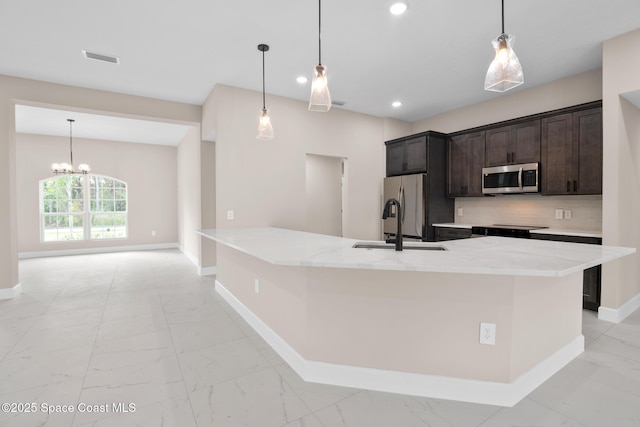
296 76 308 84
392 101 402 108
389 2 408 15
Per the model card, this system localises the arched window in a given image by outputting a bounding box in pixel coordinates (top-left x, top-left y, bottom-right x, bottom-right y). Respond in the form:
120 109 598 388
40 175 128 242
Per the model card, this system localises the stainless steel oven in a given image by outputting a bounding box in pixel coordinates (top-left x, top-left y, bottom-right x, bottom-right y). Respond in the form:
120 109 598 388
482 162 539 194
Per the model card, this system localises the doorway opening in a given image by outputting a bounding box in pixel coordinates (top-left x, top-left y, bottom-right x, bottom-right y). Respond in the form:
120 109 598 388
305 154 347 237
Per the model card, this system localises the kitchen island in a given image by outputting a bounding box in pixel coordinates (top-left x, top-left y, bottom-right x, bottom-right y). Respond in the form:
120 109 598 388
199 227 634 406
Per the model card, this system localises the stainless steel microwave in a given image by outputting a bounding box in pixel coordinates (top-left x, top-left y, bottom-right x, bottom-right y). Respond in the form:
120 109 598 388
482 162 539 194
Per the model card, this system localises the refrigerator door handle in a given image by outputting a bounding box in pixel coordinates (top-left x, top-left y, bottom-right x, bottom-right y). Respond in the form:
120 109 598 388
401 185 406 225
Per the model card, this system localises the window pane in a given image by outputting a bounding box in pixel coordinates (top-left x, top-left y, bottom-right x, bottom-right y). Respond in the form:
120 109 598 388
42 215 59 242
58 201 69 213
71 200 83 212
115 200 127 212
70 215 84 240
90 213 128 239
100 188 114 199
102 200 115 212
43 201 55 213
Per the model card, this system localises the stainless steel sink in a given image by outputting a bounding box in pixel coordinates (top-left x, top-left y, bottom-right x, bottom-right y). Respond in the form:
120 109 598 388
352 243 447 251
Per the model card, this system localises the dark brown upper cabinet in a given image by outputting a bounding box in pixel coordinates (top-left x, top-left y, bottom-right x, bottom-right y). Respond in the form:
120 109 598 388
541 107 602 195
447 131 485 197
485 120 541 167
385 132 447 177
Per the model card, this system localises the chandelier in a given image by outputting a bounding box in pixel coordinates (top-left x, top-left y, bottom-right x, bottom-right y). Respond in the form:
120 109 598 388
51 119 90 174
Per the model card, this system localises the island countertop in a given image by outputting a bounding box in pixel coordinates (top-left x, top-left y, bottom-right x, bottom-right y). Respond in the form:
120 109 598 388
198 227 634 277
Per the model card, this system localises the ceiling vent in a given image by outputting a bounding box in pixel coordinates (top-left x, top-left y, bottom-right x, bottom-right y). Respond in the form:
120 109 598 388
331 100 346 106
82 50 120 64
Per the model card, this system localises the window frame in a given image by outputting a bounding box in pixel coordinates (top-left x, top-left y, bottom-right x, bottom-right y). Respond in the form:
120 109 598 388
39 174 128 243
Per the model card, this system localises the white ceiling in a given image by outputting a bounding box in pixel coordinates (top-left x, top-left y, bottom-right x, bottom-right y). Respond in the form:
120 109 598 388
3 0 640 138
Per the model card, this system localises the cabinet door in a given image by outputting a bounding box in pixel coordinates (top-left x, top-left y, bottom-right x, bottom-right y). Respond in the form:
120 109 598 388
485 126 513 167
386 141 404 176
466 132 486 196
573 108 602 194
435 227 471 241
447 135 468 197
541 113 573 195
403 136 428 174
513 120 541 164
582 265 601 311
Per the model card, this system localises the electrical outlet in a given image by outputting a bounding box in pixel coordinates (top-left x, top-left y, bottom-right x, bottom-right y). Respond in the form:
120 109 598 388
151 230 156 237
555 209 564 220
564 210 572 219
457 207 464 217
254 278 260 294
227 210 234 220
479 322 496 345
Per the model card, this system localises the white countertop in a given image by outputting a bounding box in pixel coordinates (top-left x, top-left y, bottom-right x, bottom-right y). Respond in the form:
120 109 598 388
199 227 634 277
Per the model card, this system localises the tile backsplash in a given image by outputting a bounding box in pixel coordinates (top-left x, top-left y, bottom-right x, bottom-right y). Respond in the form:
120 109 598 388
454 195 602 231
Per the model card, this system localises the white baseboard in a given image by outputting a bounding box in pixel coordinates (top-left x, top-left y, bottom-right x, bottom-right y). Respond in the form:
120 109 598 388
214 279 583 407
180 248 216 276
199 266 217 276
0 283 23 300
181 249 199 268
19 243 180 259
599 292 640 323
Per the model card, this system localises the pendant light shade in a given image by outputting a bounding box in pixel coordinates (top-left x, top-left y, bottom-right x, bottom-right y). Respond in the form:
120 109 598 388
256 43 274 140
309 0 331 112
309 64 331 112
484 0 524 92
51 119 90 174
257 108 274 140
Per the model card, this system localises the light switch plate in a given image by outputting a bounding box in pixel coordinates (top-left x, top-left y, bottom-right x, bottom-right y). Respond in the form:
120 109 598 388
457 207 463 217
227 210 234 220
555 209 564 219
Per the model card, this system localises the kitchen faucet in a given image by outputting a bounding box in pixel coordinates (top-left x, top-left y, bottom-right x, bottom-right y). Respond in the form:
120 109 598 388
382 198 402 251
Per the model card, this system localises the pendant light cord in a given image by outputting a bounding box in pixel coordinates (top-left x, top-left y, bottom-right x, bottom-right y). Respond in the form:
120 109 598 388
501 0 505 34
68 119 74 167
318 0 322 65
262 49 266 110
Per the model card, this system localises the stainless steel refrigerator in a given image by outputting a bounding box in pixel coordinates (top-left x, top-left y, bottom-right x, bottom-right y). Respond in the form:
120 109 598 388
383 172 453 241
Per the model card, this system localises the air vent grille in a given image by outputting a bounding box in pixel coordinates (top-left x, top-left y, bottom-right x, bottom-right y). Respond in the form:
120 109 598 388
82 50 120 64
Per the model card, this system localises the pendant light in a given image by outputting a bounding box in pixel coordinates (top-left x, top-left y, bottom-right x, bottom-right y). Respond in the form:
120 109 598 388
308 0 331 112
51 119 90 174
484 0 524 92
257 44 274 140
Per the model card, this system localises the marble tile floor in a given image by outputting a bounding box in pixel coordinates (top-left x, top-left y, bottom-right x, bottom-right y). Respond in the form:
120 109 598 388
0 250 639 427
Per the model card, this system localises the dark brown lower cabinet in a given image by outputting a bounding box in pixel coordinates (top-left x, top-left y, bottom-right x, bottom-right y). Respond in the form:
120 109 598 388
434 227 472 241
530 233 601 311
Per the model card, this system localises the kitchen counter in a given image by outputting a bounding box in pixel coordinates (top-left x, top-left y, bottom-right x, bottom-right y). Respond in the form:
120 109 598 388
433 222 602 239
199 227 634 407
198 227 631 277
432 222 473 229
